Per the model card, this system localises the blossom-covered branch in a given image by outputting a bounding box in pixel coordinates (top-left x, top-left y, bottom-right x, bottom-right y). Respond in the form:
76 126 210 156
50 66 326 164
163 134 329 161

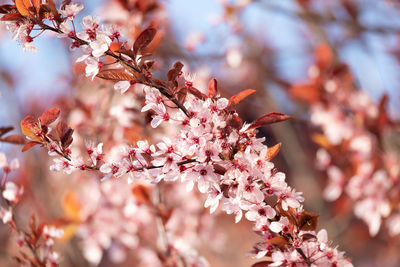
0 1 353 266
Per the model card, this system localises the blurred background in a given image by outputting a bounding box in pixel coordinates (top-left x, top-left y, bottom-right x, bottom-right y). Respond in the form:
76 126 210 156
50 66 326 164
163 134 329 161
1 0 400 266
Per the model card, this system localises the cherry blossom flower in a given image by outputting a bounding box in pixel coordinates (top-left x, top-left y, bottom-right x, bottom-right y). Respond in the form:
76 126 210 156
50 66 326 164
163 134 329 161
114 80 136 94
269 216 290 233
2 181 24 203
245 203 276 222
204 186 222 214
59 3 84 20
50 158 74 174
0 207 12 224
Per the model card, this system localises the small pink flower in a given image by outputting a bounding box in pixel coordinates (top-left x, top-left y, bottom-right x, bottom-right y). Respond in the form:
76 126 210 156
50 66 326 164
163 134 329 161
245 203 276 222
2 181 24 203
0 207 12 224
60 3 84 20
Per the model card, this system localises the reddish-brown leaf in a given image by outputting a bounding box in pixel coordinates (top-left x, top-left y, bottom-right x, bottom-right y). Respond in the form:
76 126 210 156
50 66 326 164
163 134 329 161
228 89 256 106
61 128 74 148
248 112 291 130
265 236 288 245
290 83 321 104
311 134 331 149
315 43 333 70
56 121 68 140
115 48 136 60
298 211 319 231
0 126 14 137
133 27 157 55
175 87 188 104
0 4 15 14
63 191 81 222
301 233 317 241
96 69 135 81
21 115 41 141
0 134 26 145
378 93 391 127
227 113 243 129
22 141 41 152
131 185 151 205
15 0 32 16
265 143 281 161
42 0 61 22
188 87 207 100
29 213 36 234
39 108 60 126
208 78 218 98
159 205 173 226
30 0 41 9
167 61 184 82
0 13 23 21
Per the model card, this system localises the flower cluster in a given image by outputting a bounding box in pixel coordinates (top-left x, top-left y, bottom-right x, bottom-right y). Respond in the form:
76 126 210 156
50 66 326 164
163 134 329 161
291 43 400 237
0 148 62 267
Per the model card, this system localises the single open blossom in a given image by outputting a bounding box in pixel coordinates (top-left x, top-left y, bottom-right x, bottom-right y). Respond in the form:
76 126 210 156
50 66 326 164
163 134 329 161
59 3 84 20
150 103 170 128
204 185 222 214
85 57 102 80
245 203 276 222
114 80 136 94
77 16 99 41
185 164 218 193
141 87 164 112
86 142 104 166
90 34 112 58
50 158 73 174
278 187 304 211
2 181 24 203
0 152 20 173
269 216 290 233
0 207 12 224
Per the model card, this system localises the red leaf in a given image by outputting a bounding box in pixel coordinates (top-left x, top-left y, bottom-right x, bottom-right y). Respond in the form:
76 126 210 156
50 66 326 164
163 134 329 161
297 211 319 231
0 4 16 14
0 134 26 145
61 128 74 148
265 143 281 161
248 112 291 130
39 108 60 126
265 236 288 245
208 78 218 98
21 115 41 141
22 141 41 152
188 87 207 100
228 89 256 106
0 126 14 137
290 83 321 104
15 0 32 16
115 48 136 60
131 185 151 205
96 69 135 81
167 61 184 82
56 121 68 140
0 13 23 21
315 43 333 70
133 28 157 56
